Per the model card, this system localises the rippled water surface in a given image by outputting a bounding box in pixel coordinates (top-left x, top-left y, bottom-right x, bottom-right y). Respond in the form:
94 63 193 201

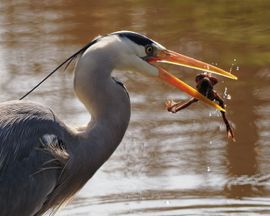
0 1 270 215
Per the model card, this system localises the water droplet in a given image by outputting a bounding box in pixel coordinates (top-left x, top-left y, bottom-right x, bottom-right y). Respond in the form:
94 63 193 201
226 94 232 100
207 166 211 172
236 66 240 71
209 141 213 145
223 87 228 98
229 65 234 73
166 200 170 205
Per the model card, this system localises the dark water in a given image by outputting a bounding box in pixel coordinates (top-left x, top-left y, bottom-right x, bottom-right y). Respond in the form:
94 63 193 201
0 1 270 215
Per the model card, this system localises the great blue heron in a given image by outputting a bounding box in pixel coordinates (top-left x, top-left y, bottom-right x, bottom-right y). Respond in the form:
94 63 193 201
0 31 237 215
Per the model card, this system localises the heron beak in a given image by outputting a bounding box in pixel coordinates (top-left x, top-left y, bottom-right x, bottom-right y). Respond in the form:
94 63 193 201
147 49 238 112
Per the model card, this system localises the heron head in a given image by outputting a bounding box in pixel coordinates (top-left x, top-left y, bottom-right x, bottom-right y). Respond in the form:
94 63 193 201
107 31 237 112
84 31 237 111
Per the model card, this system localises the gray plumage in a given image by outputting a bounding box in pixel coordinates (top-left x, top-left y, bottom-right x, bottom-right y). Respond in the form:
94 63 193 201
0 101 72 215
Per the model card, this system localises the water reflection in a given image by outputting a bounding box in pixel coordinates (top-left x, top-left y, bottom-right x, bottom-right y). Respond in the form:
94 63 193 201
0 0 270 215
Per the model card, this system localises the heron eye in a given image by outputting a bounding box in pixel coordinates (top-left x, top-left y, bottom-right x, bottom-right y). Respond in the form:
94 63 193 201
145 45 154 55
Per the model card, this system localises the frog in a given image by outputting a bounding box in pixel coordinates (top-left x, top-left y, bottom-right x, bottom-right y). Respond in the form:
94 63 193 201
166 73 235 142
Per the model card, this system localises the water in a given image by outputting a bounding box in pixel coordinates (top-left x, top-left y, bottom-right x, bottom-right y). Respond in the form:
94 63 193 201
0 0 270 215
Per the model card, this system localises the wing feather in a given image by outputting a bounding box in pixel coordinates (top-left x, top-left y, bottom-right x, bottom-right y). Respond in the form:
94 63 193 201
0 101 70 216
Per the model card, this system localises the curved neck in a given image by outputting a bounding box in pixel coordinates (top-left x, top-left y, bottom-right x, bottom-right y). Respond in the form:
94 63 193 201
73 48 131 170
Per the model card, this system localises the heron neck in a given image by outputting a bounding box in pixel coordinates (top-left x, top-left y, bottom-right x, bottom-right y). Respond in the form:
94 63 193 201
73 51 131 171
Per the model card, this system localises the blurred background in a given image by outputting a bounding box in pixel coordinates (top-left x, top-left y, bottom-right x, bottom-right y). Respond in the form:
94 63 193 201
0 0 270 215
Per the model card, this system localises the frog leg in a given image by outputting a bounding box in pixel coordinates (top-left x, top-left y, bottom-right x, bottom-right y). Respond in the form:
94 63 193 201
166 98 198 113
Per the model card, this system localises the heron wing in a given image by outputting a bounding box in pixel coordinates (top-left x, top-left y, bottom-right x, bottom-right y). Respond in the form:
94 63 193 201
0 101 70 216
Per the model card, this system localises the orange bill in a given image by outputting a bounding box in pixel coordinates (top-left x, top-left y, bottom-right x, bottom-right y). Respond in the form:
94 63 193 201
147 49 237 112
155 50 238 80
